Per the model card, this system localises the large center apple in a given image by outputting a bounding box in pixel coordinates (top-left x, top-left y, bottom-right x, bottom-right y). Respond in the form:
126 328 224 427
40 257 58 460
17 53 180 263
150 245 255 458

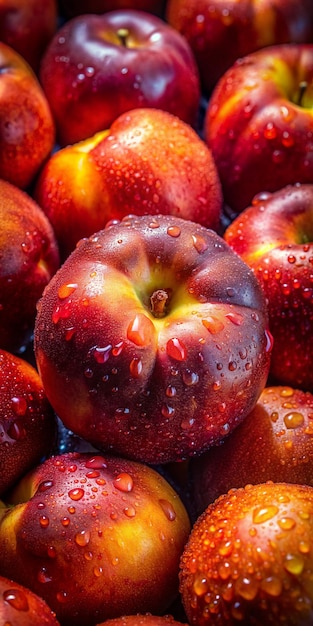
34 215 272 464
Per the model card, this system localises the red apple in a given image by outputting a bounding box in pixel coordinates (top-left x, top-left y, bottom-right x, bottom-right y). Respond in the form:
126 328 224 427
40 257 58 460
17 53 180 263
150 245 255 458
224 183 313 390
0 0 58 73
34 214 272 465
96 616 187 626
204 43 313 215
0 451 191 626
0 349 56 497
0 41 55 190
39 10 201 146
59 0 166 18
190 385 313 515
0 575 60 625
0 179 60 353
180 482 313 625
34 107 223 260
166 0 313 94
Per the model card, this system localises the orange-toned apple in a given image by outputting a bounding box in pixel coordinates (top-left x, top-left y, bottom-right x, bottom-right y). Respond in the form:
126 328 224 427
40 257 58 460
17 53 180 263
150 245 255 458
190 385 313 515
0 0 58 73
0 349 56 497
34 108 223 260
0 451 191 626
0 179 60 353
0 42 55 190
0 575 60 625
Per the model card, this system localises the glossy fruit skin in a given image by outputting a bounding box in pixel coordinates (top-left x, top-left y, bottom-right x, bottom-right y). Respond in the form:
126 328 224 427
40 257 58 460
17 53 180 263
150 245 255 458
0 179 60 353
190 385 313 515
224 183 313 390
40 10 201 146
166 0 313 94
34 108 223 260
96 616 187 626
0 42 55 189
34 214 271 465
59 0 166 18
0 575 60 625
180 482 313 625
205 43 313 215
0 0 58 73
0 349 56 496
0 451 191 626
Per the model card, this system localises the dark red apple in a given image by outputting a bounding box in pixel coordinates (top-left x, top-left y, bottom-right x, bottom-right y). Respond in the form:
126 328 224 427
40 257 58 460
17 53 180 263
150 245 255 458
0 179 60 353
0 349 56 497
0 451 191 626
34 107 223 260
190 385 313 515
0 41 55 189
0 0 58 73
34 214 272 465
166 0 313 94
59 0 166 18
39 9 201 146
96 616 187 626
0 575 60 625
204 43 313 215
224 183 313 390
180 482 313 625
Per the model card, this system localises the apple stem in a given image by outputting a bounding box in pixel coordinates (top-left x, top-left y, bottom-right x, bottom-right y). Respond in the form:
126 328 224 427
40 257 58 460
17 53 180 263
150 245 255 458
150 289 170 318
117 28 129 47
298 80 308 106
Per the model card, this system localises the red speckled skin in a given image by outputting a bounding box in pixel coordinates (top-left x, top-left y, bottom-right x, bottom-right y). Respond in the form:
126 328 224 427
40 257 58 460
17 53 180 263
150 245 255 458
0 42 55 189
96 616 187 626
166 0 313 94
34 214 271 464
0 451 191 626
34 108 222 260
191 385 313 515
225 184 313 390
40 10 201 147
0 349 56 496
180 482 313 625
0 575 60 625
205 44 313 214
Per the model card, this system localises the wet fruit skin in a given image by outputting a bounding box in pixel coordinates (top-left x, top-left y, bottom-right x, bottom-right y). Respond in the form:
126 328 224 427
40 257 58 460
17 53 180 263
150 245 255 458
224 183 313 391
0 349 57 497
0 41 55 189
34 214 271 465
190 385 313 515
39 9 201 146
0 179 60 353
166 0 313 95
0 0 58 73
204 43 313 215
96 615 187 626
0 451 191 626
0 574 60 625
180 482 313 626
34 107 222 260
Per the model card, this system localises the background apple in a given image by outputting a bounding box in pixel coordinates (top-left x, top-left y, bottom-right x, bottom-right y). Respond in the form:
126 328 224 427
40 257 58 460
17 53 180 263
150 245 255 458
0 451 191 626
224 183 313 391
180 482 313 625
0 575 60 625
0 0 58 73
96 615 187 626
39 9 201 147
190 385 313 516
34 214 271 465
0 179 60 353
205 43 313 215
34 108 223 260
59 0 166 18
166 0 313 94
0 41 55 190
0 349 56 497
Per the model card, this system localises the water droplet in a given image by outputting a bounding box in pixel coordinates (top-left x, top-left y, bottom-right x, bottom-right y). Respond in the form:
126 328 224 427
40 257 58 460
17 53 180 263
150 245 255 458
236 576 258 601
265 329 274 352
113 472 133 492
264 122 277 140
284 553 304 575
161 404 175 418
260 576 283 597
284 411 304 429
167 225 181 237
182 370 199 386
202 316 224 334
3 588 29 611
166 385 177 398
252 505 278 524
278 517 296 531
127 313 154 346
38 480 54 493
75 530 90 547
37 567 52 584
93 345 112 364
39 515 50 528
193 575 209 596
11 396 27 416
7 420 26 441
68 488 84 501
192 234 208 253
123 506 136 518
159 498 176 521
166 337 187 361
85 456 107 470
129 357 143 378
225 311 243 326
58 283 78 299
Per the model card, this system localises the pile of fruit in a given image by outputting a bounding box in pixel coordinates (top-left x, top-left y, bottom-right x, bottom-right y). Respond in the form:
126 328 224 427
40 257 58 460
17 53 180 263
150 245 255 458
0 1 313 625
